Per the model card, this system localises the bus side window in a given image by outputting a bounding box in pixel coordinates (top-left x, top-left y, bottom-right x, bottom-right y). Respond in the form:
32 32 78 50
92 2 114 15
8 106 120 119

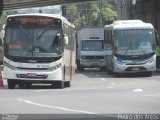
104 30 113 51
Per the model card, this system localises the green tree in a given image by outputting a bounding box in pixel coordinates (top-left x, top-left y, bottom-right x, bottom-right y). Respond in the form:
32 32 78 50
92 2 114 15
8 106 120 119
66 0 117 28
0 11 8 29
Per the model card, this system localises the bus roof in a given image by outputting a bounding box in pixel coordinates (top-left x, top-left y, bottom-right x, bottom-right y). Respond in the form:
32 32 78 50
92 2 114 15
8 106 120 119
6 13 75 28
104 20 154 30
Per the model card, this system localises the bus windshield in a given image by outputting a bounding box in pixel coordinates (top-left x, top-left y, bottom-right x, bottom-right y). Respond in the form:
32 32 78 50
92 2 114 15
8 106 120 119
4 17 63 58
114 29 155 56
81 40 103 51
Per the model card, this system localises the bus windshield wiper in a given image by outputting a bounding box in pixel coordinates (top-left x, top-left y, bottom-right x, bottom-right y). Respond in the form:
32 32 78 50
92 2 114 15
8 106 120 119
36 24 55 41
18 25 31 39
141 49 146 55
36 28 49 41
124 47 129 55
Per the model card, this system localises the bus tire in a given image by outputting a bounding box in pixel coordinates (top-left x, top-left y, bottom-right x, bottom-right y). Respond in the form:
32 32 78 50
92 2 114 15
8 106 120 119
65 81 71 87
108 70 112 75
54 81 64 89
77 66 84 71
77 62 84 71
7 79 16 89
114 72 120 78
145 72 152 77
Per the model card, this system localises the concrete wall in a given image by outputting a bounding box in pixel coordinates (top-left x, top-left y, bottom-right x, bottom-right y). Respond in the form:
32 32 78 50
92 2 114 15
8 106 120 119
116 0 132 20
116 0 160 35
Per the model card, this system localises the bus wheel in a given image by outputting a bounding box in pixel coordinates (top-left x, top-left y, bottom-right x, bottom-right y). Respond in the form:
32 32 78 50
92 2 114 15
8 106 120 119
54 81 64 89
7 79 16 89
108 70 112 75
145 72 152 77
114 72 120 78
65 81 71 87
77 64 84 71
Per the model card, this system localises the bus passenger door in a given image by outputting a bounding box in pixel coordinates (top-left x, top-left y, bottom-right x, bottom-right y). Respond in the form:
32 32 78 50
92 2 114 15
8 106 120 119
104 43 113 71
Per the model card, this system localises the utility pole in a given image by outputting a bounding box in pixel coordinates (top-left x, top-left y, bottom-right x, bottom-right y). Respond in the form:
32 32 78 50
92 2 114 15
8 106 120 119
99 0 103 27
121 0 123 19
0 0 3 16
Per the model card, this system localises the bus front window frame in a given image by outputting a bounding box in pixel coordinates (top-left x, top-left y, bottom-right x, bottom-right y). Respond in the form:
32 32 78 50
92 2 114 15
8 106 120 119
4 22 64 58
113 29 155 56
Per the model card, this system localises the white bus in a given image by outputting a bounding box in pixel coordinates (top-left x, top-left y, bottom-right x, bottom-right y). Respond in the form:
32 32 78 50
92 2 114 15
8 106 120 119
104 20 156 77
0 25 5 64
3 13 76 89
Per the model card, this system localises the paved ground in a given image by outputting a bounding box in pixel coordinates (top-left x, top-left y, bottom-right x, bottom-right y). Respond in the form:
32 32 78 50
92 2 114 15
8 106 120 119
0 69 160 119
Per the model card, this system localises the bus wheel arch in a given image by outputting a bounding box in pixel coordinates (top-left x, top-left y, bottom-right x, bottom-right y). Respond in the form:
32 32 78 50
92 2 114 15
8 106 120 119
7 79 16 89
54 81 64 89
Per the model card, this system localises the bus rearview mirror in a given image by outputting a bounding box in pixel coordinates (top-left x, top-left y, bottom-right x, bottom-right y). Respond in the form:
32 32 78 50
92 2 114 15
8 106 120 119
64 35 69 45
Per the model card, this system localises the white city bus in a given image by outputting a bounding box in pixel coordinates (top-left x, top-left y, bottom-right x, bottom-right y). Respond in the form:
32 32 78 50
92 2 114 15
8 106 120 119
3 13 75 89
104 20 156 77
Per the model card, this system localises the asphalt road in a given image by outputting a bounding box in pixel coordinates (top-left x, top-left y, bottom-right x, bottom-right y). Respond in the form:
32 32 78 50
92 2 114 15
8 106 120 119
0 69 160 119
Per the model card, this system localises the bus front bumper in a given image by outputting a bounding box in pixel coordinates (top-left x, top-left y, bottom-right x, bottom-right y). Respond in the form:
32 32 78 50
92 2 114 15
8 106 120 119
114 62 156 73
80 60 105 68
3 66 63 82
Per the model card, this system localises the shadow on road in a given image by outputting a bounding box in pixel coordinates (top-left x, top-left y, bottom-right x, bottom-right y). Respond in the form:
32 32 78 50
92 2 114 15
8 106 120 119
75 68 154 78
0 84 70 90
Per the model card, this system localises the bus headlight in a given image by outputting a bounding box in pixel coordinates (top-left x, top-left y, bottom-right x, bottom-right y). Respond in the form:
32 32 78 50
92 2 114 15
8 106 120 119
4 61 17 70
117 59 124 65
147 57 155 63
48 63 62 71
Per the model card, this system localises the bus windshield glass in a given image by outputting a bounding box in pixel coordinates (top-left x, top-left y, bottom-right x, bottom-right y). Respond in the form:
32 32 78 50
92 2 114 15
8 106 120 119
81 40 103 51
114 29 155 56
5 16 63 58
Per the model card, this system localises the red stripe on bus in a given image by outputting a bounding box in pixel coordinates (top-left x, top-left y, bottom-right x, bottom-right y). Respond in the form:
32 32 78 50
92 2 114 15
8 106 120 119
69 50 73 80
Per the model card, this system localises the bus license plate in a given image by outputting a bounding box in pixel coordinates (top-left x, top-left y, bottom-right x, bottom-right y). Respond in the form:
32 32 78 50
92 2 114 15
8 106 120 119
27 73 37 77
132 68 139 71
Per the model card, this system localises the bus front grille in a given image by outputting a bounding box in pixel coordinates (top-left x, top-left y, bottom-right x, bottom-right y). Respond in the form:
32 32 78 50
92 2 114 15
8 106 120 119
82 56 104 59
16 74 48 79
125 66 147 71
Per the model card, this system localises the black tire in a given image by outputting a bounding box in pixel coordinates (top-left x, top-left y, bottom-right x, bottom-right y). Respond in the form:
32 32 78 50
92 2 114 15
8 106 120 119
65 81 71 87
77 61 84 71
108 70 112 75
7 79 16 89
80 67 84 71
54 81 64 89
145 72 152 77
114 72 120 78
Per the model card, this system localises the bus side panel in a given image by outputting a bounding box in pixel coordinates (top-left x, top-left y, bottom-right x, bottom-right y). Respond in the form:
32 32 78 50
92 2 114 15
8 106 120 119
63 24 75 82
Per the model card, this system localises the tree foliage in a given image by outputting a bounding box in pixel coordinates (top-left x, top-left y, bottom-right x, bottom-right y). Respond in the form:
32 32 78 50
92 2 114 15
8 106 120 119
0 11 7 29
66 0 117 28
